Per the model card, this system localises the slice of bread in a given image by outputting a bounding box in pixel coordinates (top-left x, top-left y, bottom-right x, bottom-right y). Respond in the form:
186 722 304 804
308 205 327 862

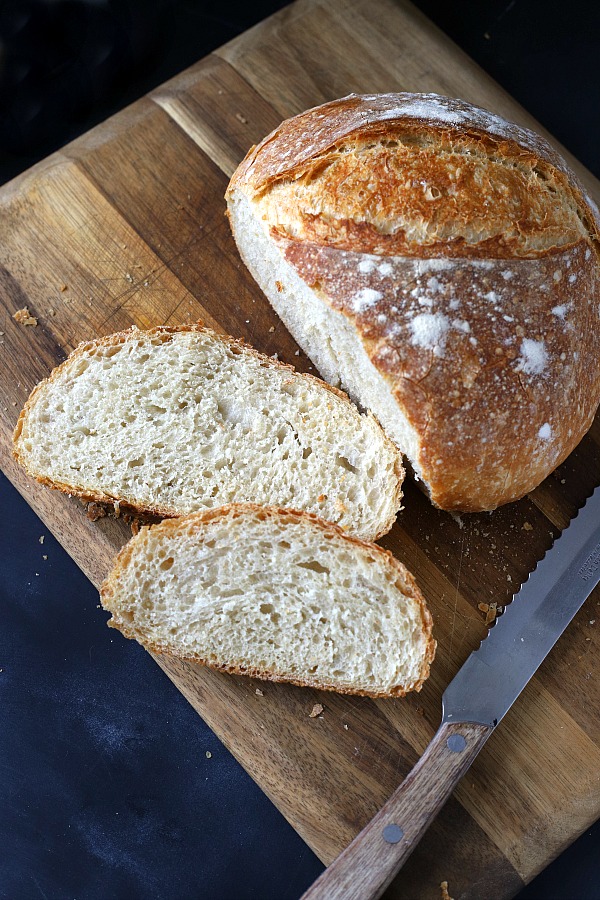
13 324 404 541
100 504 435 697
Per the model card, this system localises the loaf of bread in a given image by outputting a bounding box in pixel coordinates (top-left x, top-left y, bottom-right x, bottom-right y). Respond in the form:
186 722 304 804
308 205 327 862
13 324 403 540
227 93 600 512
100 504 435 697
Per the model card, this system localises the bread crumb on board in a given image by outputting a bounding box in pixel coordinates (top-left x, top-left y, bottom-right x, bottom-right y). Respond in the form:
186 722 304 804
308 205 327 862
478 601 499 626
522 521 534 531
86 502 107 522
255 687 264 696
309 703 324 718
13 307 38 326
440 881 454 900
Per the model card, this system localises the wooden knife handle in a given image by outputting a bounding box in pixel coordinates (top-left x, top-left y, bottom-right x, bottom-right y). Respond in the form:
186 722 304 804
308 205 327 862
302 720 492 900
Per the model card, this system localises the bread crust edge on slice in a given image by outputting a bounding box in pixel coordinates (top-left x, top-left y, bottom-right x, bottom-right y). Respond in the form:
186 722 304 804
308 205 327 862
100 503 436 698
13 323 404 538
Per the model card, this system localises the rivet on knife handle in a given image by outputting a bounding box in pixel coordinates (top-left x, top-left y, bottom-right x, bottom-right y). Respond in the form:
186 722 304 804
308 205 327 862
302 721 492 900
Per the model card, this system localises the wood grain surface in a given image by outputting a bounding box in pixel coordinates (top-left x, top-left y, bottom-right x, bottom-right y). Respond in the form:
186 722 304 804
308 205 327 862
302 721 494 900
1 1 599 898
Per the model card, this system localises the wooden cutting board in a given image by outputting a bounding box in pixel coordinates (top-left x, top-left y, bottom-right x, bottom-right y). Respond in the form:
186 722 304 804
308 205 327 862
1 1 599 897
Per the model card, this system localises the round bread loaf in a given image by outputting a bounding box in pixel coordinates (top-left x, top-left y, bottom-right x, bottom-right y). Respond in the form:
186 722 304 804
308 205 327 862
226 93 600 512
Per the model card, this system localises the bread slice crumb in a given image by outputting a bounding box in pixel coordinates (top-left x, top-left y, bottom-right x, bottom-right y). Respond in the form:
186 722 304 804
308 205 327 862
100 505 435 698
255 687 264 696
14 324 403 542
309 703 324 718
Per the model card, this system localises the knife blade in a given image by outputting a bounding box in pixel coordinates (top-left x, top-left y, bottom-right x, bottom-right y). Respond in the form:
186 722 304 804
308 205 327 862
444 485 600 727
302 486 600 900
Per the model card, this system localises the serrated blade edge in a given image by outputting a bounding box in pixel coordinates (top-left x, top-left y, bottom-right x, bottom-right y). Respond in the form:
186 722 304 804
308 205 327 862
442 486 600 727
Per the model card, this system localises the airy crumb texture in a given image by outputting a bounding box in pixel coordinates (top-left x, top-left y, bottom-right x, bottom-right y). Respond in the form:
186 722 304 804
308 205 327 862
100 504 436 698
13 324 403 541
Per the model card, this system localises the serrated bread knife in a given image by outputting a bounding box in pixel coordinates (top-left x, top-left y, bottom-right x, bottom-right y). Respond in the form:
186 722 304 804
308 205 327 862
302 487 600 900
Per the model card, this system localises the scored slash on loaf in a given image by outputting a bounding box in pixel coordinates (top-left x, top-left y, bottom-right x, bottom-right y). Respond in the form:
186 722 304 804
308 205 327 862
13 324 403 541
100 504 436 698
226 92 600 512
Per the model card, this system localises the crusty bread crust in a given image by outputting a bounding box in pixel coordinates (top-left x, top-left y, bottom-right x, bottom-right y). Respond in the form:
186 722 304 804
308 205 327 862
13 322 404 534
279 238 599 511
228 92 600 246
227 93 600 511
100 503 436 698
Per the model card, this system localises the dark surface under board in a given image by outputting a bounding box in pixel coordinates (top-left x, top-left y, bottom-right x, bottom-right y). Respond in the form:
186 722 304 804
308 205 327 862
2 468 599 900
1 2 599 898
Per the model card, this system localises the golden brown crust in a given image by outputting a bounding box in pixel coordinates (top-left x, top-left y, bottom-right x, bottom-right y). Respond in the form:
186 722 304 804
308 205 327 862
260 138 584 260
100 503 436 697
13 322 403 533
228 94 574 192
227 92 600 511
227 92 600 256
279 237 600 511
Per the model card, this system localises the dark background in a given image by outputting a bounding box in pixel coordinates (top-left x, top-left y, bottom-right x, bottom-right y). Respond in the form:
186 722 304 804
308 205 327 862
1 1 599 898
